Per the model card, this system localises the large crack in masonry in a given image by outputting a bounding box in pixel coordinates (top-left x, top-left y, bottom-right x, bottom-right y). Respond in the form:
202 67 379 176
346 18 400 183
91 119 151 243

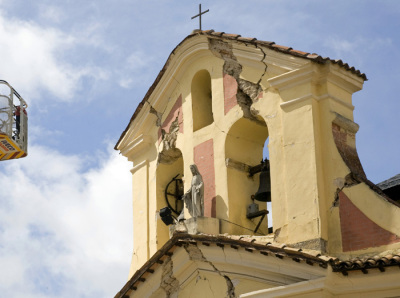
148 100 183 165
254 43 268 86
331 173 362 208
149 105 163 127
208 38 267 122
160 256 180 297
184 244 237 298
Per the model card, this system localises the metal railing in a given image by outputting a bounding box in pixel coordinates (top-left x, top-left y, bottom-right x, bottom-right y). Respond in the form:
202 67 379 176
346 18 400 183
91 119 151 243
0 80 28 152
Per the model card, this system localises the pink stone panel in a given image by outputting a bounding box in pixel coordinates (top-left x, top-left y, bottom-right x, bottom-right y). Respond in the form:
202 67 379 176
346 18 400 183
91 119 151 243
194 139 216 217
158 95 183 144
339 191 400 252
223 73 238 115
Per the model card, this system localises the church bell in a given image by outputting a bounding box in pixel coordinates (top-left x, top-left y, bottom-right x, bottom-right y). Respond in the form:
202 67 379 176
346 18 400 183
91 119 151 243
254 160 271 202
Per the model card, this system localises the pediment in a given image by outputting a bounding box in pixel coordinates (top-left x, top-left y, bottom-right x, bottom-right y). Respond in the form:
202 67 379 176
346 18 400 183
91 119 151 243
116 234 328 297
116 30 366 155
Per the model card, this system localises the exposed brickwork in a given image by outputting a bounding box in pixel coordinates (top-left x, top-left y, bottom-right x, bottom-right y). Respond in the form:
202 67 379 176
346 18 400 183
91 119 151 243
158 95 183 143
223 73 238 115
339 191 400 252
194 139 216 217
332 123 366 179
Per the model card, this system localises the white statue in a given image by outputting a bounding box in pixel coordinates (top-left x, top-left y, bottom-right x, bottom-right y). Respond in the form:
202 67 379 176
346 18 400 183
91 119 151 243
179 164 204 219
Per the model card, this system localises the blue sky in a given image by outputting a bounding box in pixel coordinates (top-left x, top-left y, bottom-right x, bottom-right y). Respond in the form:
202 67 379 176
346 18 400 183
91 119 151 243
0 1 399 297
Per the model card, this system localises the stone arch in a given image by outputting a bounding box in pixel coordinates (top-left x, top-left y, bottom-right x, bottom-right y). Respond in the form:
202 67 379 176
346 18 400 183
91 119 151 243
225 117 269 235
155 152 184 249
191 69 213 131
262 137 273 230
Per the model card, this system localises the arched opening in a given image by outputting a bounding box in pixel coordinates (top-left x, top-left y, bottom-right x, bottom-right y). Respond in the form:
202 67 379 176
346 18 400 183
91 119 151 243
191 70 213 131
263 137 273 231
225 117 270 235
156 152 183 249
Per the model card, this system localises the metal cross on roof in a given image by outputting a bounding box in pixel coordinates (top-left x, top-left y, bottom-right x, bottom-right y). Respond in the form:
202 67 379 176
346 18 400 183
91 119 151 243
191 4 209 31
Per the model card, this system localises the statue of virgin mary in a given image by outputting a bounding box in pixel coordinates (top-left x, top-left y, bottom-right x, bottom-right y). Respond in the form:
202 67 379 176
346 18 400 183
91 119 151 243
179 164 204 219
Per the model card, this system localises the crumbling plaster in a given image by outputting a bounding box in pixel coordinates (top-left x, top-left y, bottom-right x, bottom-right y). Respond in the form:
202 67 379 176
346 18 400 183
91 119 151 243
208 37 267 121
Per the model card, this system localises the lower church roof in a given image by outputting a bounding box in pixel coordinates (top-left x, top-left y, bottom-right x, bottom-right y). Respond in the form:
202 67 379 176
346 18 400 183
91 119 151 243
116 232 400 297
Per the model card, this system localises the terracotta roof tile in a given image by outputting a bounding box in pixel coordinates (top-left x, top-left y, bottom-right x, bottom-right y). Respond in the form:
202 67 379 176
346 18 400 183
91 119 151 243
210 31 224 36
222 33 241 40
272 44 293 51
331 253 400 275
284 246 302 253
237 36 257 42
255 40 276 46
289 49 309 56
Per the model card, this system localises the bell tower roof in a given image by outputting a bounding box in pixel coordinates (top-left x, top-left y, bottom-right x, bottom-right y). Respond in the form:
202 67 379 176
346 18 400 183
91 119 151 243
115 30 366 151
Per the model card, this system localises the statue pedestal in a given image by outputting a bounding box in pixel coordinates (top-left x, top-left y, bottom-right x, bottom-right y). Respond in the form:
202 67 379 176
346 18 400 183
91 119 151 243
170 216 220 237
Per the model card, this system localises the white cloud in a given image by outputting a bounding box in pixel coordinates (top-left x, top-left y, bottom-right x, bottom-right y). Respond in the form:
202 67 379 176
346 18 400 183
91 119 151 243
323 36 393 68
0 144 133 297
38 5 64 23
117 51 157 89
0 10 109 103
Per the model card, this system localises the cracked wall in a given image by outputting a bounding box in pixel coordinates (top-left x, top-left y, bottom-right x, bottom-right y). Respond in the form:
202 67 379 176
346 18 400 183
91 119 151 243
331 122 366 180
208 38 265 120
155 95 184 164
183 244 237 298
160 256 180 297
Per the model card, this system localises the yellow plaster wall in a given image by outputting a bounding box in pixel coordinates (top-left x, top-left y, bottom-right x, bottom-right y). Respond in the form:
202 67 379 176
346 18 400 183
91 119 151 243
118 35 400 273
344 183 400 234
129 162 149 276
155 157 184 250
178 271 228 298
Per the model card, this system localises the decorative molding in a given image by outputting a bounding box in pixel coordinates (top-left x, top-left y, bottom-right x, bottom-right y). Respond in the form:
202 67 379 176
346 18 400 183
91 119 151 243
327 65 364 94
280 94 354 110
268 64 316 92
319 94 354 110
121 134 153 161
241 277 327 298
271 63 363 110
130 159 148 175
279 94 315 109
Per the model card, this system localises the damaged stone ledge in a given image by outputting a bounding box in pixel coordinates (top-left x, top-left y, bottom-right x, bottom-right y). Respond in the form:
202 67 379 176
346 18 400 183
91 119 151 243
225 158 251 174
332 172 400 209
332 112 359 134
169 217 221 237
330 112 398 208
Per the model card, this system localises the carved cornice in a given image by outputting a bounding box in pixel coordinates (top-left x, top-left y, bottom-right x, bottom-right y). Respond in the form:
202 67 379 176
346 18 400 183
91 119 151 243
120 134 152 162
268 64 316 92
269 63 363 110
280 94 354 110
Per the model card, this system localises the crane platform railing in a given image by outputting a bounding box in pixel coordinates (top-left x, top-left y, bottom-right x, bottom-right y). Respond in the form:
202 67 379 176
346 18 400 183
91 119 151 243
0 80 28 160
